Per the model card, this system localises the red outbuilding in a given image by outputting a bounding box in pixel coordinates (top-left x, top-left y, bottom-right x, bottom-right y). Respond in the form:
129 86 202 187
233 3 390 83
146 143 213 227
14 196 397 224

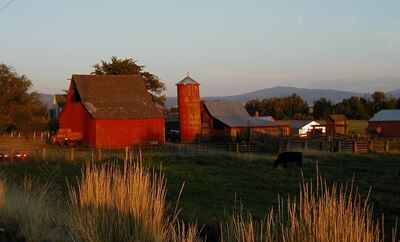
368 109 400 138
59 75 165 148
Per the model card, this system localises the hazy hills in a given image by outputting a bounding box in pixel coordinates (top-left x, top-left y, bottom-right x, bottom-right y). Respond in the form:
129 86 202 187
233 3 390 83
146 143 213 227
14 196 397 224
165 86 400 108
38 86 400 109
388 89 400 98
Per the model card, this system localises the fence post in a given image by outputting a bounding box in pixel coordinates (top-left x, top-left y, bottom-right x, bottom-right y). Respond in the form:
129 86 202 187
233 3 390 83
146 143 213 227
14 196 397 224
385 140 390 153
42 148 46 160
353 140 358 153
338 140 342 153
125 146 129 162
368 139 373 152
236 143 239 153
70 148 75 161
98 148 102 161
139 147 142 162
304 139 308 151
91 150 94 162
286 140 291 151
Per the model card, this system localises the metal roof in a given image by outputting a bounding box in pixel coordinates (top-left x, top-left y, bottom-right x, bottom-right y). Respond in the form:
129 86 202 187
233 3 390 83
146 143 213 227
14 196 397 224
287 120 315 129
71 75 163 119
177 75 199 85
329 114 347 121
369 109 400 122
203 100 271 127
258 116 275 122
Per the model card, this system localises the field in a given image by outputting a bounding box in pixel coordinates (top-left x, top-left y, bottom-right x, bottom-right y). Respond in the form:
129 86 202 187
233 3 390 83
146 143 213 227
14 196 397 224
1 141 399 237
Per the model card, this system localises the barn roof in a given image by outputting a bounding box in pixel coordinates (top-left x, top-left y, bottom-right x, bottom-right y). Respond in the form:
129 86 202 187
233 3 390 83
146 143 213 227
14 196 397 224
203 100 270 127
369 109 400 122
177 75 199 85
258 116 275 122
71 74 163 119
329 114 347 121
288 120 315 129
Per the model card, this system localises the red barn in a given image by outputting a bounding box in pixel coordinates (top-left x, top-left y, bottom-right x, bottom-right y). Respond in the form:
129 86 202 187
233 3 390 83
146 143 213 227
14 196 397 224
59 75 165 148
368 109 400 137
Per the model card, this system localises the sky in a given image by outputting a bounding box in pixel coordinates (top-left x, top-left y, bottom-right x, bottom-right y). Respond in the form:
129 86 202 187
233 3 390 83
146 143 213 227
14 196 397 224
1 0 399 97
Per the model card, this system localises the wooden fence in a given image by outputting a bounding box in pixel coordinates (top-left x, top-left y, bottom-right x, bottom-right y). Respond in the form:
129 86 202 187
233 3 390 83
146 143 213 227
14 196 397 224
281 137 400 154
1 132 399 161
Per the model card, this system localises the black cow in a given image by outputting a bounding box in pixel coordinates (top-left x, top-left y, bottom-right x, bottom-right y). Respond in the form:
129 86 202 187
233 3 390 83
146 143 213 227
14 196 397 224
274 152 303 168
199 224 220 242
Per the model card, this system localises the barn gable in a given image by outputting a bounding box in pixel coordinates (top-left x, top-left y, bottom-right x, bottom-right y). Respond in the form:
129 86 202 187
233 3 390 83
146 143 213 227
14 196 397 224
71 74 163 119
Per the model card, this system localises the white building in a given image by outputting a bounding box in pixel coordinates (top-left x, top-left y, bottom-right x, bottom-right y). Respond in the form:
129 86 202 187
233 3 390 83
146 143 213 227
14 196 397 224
289 120 325 137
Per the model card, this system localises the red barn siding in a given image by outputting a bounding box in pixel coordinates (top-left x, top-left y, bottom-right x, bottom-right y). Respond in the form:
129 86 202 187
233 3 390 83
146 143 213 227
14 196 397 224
94 119 165 148
368 122 400 138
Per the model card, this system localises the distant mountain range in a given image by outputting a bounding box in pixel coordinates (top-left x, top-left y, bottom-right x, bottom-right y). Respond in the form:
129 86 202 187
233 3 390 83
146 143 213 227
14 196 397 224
38 86 400 110
166 86 400 108
388 89 400 98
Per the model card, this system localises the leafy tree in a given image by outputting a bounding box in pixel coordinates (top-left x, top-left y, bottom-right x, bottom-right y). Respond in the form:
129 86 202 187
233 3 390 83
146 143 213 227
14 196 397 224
313 98 334 120
335 96 370 119
0 64 48 132
245 99 262 116
397 98 400 109
93 56 166 106
245 94 310 120
383 96 397 109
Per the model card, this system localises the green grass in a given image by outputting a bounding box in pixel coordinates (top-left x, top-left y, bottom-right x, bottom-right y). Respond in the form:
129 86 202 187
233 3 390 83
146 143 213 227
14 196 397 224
0 149 399 235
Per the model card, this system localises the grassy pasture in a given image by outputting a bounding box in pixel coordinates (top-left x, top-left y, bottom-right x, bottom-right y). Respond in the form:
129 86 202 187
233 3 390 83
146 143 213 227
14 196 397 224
1 147 399 232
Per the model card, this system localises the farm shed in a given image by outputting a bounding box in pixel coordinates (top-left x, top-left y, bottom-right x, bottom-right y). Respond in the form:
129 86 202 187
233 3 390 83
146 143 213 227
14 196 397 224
368 109 400 138
200 100 288 140
288 120 326 137
326 114 348 137
59 75 165 148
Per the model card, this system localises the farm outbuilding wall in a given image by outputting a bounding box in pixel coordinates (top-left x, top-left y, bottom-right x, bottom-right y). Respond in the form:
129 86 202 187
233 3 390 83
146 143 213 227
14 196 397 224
94 119 165 148
368 110 400 138
327 115 348 137
368 122 400 138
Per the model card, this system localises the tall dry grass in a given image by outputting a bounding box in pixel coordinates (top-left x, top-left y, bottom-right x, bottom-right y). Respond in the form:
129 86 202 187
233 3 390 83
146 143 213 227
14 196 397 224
69 160 200 242
222 173 399 242
0 176 68 242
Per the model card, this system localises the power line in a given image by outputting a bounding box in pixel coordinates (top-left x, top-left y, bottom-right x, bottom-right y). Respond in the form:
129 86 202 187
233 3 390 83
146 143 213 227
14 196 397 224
0 0 16 13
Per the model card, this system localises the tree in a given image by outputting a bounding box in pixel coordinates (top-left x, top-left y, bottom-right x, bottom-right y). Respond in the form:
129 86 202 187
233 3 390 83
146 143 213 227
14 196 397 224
397 98 400 109
93 56 166 106
0 64 48 132
335 96 370 119
245 99 262 116
313 98 333 120
245 94 310 120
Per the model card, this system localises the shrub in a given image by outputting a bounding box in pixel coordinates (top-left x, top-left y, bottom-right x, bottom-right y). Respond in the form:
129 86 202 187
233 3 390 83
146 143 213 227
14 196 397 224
0 176 66 242
222 174 398 242
68 160 200 242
